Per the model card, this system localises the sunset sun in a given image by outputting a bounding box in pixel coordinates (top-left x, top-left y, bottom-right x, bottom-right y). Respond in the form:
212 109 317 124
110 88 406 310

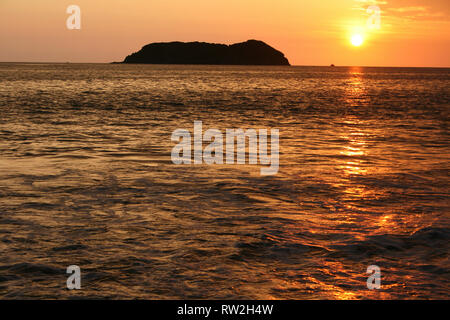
351 34 364 47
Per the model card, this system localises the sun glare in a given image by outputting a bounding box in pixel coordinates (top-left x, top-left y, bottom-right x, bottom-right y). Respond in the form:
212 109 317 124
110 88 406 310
351 34 364 47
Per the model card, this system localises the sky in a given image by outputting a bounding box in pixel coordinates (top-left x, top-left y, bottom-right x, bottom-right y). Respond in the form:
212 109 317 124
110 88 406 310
0 0 449 67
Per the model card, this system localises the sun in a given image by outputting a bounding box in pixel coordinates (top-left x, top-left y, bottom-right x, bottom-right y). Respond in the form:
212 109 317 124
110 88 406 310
351 34 364 47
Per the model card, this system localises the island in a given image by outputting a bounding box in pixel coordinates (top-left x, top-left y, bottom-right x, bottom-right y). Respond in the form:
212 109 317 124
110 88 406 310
122 40 290 66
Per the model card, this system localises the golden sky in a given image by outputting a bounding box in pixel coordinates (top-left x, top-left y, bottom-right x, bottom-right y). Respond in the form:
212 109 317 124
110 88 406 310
0 0 449 66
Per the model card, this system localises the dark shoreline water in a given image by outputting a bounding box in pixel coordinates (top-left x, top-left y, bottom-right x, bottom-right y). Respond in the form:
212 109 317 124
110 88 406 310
0 63 448 299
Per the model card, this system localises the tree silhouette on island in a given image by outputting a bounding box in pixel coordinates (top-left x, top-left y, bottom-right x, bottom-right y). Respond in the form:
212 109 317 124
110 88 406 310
122 40 290 66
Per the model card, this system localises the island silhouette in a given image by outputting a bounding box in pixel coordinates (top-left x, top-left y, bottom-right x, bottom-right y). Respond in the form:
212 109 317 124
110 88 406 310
122 40 290 66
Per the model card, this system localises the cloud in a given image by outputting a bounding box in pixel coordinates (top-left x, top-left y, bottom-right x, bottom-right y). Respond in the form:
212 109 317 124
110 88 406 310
386 6 447 22
390 6 426 13
354 0 449 22
354 0 388 4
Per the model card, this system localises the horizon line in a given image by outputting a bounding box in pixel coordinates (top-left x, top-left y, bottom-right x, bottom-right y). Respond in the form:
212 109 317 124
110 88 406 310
0 61 449 69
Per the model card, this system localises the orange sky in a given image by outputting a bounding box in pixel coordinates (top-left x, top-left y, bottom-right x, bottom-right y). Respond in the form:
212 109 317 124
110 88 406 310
0 0 449 66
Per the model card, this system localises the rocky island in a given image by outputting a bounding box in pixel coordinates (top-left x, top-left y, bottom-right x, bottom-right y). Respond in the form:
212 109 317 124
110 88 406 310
122 40 290 66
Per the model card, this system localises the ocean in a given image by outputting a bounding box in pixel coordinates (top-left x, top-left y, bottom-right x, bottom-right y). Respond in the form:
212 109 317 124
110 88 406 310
0 63 448 299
